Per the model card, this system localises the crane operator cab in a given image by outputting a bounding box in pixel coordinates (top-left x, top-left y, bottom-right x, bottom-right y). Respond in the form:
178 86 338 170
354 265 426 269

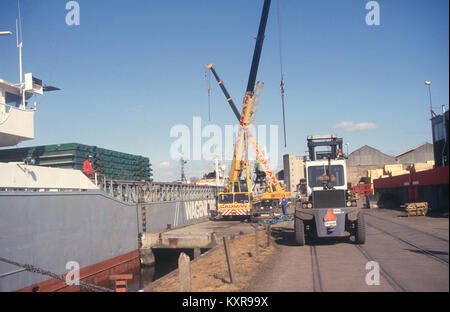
217 192 252 218
294 135 366 246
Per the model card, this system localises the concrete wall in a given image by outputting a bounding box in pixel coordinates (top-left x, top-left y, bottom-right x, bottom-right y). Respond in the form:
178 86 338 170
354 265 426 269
138 198 216 233
347 165 383 185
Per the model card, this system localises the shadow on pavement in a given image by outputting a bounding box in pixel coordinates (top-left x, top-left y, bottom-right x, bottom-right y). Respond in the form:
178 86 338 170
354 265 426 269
270 226 354 247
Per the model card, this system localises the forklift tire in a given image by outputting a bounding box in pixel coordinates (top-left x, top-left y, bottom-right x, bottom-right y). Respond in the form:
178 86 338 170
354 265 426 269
355 213 366 245
294 217 305 246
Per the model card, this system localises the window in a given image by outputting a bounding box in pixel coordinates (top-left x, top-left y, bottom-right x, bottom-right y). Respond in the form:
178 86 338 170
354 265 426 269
235 193 250 204
433 121 444 142
219 194 233 204
308 165 345 188
5 92 22 107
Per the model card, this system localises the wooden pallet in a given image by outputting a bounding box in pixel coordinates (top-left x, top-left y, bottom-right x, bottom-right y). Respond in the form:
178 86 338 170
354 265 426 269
402 202 428 216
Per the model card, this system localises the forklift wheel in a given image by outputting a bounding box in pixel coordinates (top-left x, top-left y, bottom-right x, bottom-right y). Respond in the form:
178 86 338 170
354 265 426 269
355 213 366 244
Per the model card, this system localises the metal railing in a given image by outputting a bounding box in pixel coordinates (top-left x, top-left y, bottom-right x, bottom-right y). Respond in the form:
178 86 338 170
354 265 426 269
351 184 374 197
94 173 223 204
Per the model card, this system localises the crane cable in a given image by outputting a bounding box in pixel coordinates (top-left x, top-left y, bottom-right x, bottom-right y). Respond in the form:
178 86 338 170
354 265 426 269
277 0 287 148
205 70 211 121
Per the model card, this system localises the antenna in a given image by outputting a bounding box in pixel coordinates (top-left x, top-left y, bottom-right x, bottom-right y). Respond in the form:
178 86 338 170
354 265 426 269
17 0 23 84
16 0 26 109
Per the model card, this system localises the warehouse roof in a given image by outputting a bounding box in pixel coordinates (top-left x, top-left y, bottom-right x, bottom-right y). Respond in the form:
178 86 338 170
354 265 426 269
394 143 432 158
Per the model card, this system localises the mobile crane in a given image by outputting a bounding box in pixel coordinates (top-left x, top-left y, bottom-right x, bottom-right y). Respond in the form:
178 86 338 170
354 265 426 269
207 0 290 219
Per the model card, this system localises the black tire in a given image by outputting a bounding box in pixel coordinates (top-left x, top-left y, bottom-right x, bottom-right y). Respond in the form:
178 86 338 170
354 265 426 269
355 213 366 244
294 217 305 246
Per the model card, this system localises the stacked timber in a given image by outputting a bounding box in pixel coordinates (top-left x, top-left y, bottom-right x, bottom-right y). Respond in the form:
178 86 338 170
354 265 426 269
384 164 409 177
407 162 434 173
367 169 383 191
0 143 152 181
368 168 384 179
402 202 428 216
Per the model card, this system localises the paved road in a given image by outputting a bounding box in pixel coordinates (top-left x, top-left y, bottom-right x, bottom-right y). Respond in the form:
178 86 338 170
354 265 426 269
247 208 449 292
166 217 257 238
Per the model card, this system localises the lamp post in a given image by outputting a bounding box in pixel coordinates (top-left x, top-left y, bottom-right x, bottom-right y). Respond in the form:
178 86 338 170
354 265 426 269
425 81 434 118
0 31 13 36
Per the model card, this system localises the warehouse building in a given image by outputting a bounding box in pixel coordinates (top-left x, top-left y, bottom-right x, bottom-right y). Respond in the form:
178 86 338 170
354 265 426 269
346 143 434 185
347 145 396 167
346 146 395 185
394 143 434 164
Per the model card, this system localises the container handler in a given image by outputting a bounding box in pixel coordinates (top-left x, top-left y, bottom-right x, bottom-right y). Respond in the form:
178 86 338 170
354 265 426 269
294 135 366 245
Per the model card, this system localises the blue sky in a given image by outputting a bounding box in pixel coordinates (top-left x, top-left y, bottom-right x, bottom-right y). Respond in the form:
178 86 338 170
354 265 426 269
0 0 448 181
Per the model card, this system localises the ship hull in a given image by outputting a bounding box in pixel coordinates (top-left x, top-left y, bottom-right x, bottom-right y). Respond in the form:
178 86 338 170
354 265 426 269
0 190 139 292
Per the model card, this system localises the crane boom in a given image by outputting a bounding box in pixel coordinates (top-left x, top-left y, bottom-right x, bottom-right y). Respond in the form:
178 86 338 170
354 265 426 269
206 65 285 193
246 0 271 94
206 64 241 121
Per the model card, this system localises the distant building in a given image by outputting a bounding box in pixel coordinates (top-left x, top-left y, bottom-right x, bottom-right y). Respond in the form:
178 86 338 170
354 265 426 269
346 143 435 185
347 145 396 167
394 143 434 164
347 145 396 185
283 154 306 195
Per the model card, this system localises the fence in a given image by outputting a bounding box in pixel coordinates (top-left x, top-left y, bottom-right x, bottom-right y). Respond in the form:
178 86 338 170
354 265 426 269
351 183 374 197
95 177 223 204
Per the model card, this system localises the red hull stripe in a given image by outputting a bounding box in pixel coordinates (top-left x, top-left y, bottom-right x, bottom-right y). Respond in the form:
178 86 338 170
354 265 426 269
16 250 140 292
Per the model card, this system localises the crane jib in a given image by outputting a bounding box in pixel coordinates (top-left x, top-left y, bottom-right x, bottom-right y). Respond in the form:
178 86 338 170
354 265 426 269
246 0 271 93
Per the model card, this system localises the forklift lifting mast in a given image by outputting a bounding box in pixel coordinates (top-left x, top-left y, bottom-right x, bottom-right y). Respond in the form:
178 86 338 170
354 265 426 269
294 135 365 246
307 134 343 161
